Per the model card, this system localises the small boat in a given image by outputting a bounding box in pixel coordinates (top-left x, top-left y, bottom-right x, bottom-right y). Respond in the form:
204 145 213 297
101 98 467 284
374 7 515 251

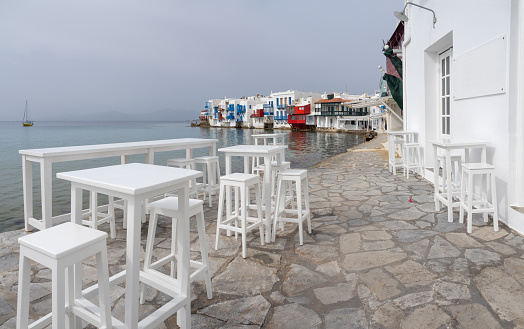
22 100 33 127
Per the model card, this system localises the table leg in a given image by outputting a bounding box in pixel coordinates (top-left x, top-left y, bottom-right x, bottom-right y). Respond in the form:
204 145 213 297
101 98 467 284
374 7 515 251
22 156 33 231
243 156 250 174
71 186 83 329
41 159 53 229
176 185 191 328
433 146 440 211
481 146 488 221
226 155 232 236
445 150 454 222
263 154 272 243
125 198 142 329
209 142 217 157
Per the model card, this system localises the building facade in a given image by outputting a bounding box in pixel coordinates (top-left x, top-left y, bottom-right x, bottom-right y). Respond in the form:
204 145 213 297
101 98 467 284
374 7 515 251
399 0 524 233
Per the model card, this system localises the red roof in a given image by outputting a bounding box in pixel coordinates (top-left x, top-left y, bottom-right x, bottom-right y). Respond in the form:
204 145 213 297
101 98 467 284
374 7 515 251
315 98 351 104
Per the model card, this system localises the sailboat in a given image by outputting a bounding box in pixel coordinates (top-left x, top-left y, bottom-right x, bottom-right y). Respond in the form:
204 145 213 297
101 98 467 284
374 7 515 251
22 100 33 127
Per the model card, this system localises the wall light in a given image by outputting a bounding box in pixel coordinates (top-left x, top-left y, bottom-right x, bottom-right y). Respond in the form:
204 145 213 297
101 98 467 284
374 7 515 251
394 2 437 27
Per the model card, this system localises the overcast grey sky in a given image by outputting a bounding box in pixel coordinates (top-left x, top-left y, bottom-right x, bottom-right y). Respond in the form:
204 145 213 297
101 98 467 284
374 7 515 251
0 0 400 121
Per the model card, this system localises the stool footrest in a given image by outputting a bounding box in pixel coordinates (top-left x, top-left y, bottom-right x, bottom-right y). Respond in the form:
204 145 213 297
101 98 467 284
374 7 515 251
28 312 52 329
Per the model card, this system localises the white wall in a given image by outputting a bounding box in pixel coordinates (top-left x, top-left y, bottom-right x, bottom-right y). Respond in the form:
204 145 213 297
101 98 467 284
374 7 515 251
403 0 524 232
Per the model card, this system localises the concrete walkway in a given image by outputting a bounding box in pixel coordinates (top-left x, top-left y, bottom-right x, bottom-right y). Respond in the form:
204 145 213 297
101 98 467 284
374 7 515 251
1 134 524 328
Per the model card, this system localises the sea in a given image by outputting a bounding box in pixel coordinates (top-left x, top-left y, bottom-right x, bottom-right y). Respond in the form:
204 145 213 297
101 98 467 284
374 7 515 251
0 121 364 233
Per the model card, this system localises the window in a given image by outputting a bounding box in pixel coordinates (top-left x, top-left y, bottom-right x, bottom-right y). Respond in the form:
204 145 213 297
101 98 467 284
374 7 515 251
439 48 452 137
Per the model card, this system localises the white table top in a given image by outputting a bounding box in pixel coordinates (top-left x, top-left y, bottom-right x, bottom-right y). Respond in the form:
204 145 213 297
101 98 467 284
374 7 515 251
218 144 287 154
19 138 218 157
57 163 202 196
251 133 287 138
429 138 488 148
386 131 417 136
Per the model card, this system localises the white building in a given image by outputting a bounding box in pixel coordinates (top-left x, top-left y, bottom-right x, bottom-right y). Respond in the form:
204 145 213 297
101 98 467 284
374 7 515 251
399 0 524 233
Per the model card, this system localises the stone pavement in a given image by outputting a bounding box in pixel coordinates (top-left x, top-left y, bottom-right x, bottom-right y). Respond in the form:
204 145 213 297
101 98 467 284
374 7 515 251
2 133 524 328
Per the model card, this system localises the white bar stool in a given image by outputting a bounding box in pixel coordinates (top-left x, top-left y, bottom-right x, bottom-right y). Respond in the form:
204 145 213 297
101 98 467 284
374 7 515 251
83 191 116 238
389 139 405 175
194 156 221 207
403 143 424 179
140 196 212 302
17 222 112 329
459 163 499 233
272 169 311 245
215 173 264 258
268 161 291 198
167 158 199 198
437 154 463 192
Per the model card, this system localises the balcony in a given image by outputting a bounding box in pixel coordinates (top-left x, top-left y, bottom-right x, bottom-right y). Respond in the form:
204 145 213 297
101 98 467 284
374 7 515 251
277 104 286 109
226 114 235 120
263 112 274 116
250 109 264 118
319 110 368 116
263 104 274 109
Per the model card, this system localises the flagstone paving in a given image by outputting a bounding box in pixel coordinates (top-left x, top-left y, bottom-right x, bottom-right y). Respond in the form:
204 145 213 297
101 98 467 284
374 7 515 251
1 134 524 328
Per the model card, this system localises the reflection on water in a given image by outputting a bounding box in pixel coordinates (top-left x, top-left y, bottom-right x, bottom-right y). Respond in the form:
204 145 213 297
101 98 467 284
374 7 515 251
0 122 363 232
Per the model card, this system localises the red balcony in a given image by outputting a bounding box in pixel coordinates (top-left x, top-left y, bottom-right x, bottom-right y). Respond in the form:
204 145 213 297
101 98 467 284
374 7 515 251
250 109 264 118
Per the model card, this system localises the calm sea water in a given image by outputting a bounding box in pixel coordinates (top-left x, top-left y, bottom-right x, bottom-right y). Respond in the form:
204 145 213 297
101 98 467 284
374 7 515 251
0 121 363 232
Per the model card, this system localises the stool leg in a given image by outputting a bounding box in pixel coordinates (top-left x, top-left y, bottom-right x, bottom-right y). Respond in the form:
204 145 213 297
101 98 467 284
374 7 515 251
215 183 225 250
491 172 499 232
16 252 31 329
459 169 466 224
234 186 240 240
206 162 213 207
140 208 158 304
304 176 312 234
467 170 474 233
255 182 264 246
196 210 212 299
240 184 247 258
202 163 208 204
483 171 489 223
96 247 112 329
52 262 67 329
66 265 75 328
272 177 283 242
170 216 179 278
297 178 304 246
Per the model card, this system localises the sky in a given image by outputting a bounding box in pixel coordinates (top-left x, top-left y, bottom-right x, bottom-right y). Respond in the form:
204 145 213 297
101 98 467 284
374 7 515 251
0 0 401 121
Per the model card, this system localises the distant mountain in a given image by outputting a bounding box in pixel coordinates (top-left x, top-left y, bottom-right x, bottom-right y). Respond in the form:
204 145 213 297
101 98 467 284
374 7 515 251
42 108 197 122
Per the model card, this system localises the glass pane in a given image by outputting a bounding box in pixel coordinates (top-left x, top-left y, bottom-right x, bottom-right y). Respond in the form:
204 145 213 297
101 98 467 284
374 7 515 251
446 117 451 134
446 97 450 115
442 117 446 134
442 78 445 96
442 98 446 115
446 57 450 75
446 76 450 95
442 59 445 76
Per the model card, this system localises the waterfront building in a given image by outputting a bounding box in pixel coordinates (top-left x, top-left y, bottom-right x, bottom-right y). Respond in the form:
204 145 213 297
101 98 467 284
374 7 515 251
398 0 524 234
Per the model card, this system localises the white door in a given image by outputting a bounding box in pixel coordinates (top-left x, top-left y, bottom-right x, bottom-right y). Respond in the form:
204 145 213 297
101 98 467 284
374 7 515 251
439 48 452 138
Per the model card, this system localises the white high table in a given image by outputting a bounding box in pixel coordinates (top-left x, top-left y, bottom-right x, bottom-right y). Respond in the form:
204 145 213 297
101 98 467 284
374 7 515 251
19 138 217 231
430 138 488 223
251 133 287 146
57 163 202 329
218 144 287 243
386 131 417 175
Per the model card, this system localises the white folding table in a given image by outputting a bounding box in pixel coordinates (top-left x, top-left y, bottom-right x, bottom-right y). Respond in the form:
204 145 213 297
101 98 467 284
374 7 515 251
19 138 217 231
57 163 202 329
430 139 488 223
218 144 287 243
